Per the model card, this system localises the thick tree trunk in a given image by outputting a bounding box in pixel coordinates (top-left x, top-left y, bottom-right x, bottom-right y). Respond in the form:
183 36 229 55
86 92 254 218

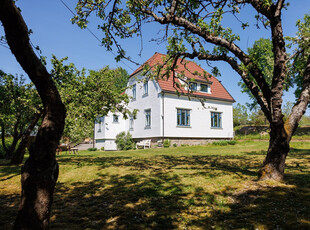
259 124 290 181
0 1 66 229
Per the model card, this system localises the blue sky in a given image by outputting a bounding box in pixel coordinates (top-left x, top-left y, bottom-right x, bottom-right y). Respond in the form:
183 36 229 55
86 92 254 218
1 0 309 112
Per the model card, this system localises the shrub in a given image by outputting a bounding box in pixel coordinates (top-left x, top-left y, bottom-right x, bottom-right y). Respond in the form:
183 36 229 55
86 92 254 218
212 141 228 146
212 140 237 146
227 140 237 145
87 147 97 151
115 131 134 150
100 147 105 151
163 139 171 148
173 143 177 147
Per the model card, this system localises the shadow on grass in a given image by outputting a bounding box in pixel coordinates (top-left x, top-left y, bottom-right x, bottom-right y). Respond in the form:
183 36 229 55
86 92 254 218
1 151 309 229
0 161 20 182
52 172 187 229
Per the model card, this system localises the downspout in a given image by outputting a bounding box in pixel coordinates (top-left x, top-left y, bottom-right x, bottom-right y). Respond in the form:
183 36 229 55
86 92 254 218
161 92 165 139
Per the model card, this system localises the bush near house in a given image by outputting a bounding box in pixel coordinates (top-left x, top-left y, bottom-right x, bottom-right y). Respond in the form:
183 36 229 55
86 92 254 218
163 139 171 148
115 131 135 150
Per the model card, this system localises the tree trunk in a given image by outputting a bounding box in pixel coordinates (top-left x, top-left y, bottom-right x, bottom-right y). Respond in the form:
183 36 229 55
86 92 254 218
10 112 42 165
10 139 26 165
0 1 66 229
259 124 290 181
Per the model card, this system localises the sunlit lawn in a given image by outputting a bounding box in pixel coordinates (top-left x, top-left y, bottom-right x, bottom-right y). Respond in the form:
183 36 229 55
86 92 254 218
0 141 309 229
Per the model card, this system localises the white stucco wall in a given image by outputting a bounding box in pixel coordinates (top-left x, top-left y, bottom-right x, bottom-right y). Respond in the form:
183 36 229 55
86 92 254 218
126 74 162 138
94 112 126 150
163 93 234 138
94 74 234 150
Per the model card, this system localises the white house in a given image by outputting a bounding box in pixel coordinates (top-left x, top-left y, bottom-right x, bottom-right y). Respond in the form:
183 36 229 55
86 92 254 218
95 53 235 150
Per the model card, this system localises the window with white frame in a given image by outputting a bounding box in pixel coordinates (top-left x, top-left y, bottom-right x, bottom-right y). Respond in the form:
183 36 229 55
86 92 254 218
143 80 148 96
132 84 136 100
113 114 119 123
145 109 151 128
211 112 222 128
200 84 210 93
177 108 191 126
129 115 134 130
97 119 102 133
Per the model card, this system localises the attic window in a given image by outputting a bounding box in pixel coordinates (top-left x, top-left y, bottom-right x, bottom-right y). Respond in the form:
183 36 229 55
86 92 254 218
189 82 197 91
200 84 210 93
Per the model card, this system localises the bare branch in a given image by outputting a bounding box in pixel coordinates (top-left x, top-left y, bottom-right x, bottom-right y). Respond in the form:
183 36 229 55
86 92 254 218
139 4 272 106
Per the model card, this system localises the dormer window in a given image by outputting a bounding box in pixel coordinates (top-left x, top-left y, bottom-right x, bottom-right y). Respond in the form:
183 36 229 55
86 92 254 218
200 84 211 93
189 82 197 91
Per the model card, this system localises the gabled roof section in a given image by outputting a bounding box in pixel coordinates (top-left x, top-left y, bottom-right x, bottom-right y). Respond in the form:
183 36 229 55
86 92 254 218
130 52 235 102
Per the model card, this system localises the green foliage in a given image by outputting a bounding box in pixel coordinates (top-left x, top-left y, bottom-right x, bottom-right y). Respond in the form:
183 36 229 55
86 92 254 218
51 56 129 142
100 147 105 151
213 140 237 146
87 147 97 151
115 131 134 150
0 70 41 158
163 139 171 148
233 103 248 126
173 143 177 147
286 14 310 102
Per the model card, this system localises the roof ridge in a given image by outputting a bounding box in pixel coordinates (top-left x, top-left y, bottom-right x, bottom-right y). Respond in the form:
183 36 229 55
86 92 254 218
130 52 165 76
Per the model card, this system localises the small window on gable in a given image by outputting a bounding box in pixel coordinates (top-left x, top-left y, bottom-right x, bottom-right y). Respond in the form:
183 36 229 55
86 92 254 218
200 84 210 93
113 114 119 123
143 81 148 96
132 84 136 100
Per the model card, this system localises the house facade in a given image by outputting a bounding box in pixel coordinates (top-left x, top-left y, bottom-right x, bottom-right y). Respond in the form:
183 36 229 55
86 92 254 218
95 53 235 150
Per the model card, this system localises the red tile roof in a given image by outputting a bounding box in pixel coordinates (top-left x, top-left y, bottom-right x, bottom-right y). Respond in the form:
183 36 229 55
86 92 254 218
130 52 235 102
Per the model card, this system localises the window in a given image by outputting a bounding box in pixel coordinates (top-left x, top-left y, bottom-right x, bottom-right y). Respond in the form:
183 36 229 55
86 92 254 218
211 112 222 128
145 109 151 128
97 120 102 133
177 109 190 126
113 114 119 123
189 82 197 91
143 81 148 96
129 115 134 130
132 84 136 100
200 84 210 93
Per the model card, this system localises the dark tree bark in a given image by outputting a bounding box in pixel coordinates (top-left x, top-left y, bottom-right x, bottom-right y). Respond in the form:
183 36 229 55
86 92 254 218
10 112 42 165
0 0 66 229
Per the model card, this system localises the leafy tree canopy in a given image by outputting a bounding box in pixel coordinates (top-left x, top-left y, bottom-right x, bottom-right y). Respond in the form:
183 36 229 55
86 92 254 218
0 70 41 160
51 56 129 142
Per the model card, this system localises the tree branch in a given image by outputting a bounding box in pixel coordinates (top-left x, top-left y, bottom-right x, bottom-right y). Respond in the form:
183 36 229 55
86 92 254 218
286 55 310 138
139 4 272 106
177 50 271 121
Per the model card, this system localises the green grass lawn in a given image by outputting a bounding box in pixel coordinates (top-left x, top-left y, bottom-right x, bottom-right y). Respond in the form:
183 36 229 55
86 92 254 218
0 141 309 229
